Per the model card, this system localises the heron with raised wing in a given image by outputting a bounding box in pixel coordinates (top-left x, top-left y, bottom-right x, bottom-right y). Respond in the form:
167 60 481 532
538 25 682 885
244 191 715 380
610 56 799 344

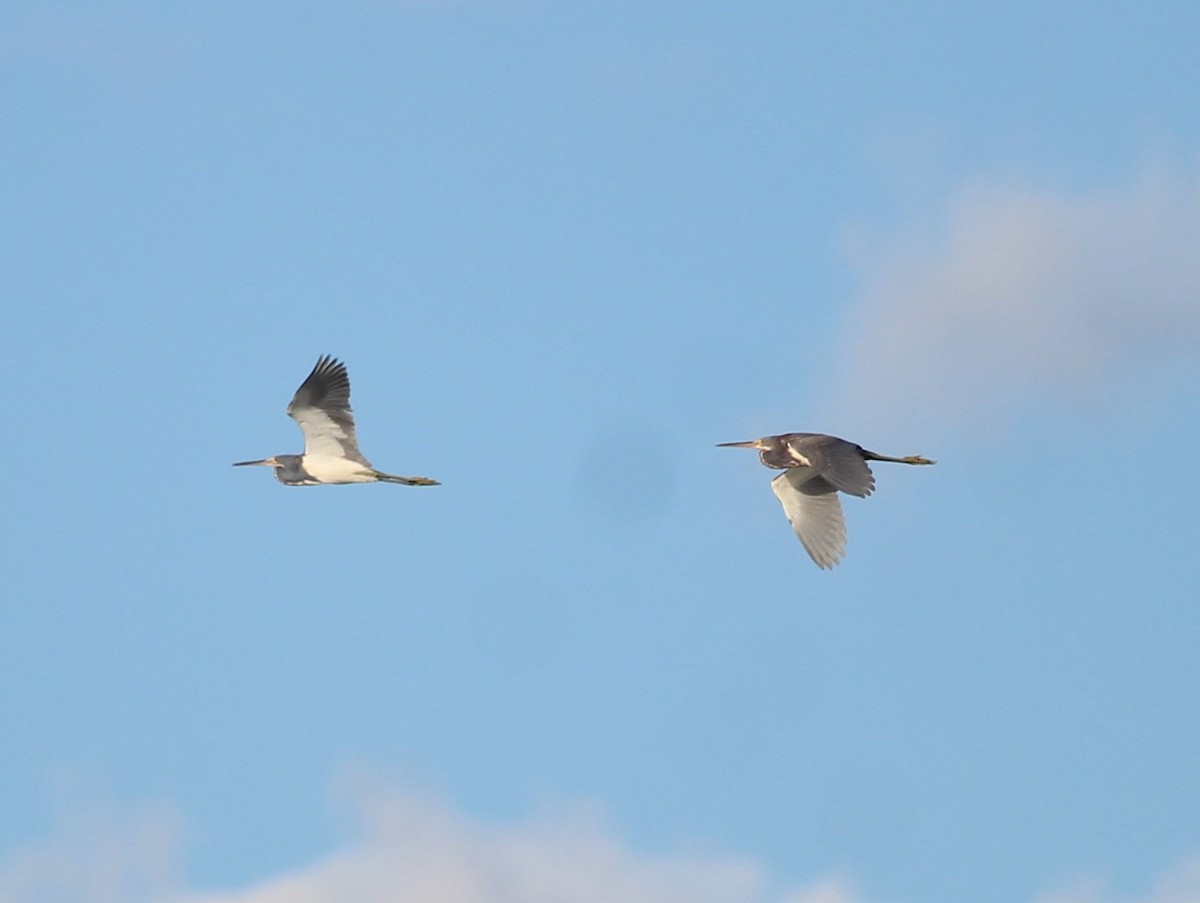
234 355 439 487
718 433 933 569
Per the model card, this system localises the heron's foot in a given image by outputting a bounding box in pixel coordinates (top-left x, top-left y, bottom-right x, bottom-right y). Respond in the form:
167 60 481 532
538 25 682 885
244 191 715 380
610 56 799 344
390 475 439 486
374 471 441 486
901 455 936 465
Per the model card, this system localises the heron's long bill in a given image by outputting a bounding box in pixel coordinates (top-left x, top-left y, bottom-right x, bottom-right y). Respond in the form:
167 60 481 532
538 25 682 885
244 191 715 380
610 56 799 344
232 457 279 467
716 440 763 449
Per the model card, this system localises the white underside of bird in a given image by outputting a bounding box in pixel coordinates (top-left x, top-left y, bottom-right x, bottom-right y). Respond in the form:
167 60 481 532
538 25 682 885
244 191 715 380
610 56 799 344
300 454 377 483
769 467 848 570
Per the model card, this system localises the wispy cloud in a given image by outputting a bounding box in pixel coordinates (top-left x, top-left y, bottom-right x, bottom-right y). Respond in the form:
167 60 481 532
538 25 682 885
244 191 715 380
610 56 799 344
3 776 1199 903
183 775 851 903
825 167 1200 439
0 798 180 903
0 776 850 903
1030 857 1200 903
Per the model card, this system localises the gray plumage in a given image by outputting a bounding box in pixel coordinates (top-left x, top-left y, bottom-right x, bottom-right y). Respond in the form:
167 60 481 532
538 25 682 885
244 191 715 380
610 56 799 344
718 432 934 569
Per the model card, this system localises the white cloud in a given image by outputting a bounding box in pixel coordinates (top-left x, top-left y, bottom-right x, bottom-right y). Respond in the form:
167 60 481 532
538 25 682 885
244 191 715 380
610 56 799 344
0 800 181 903
182 776 852 903
0 777 851 903
3 776 1199 903
1031 857 1200 903
825 167 1200 438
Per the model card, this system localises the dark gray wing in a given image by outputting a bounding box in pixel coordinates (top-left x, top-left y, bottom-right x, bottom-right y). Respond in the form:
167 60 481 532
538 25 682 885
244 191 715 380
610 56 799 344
286 355 370 465
785 434 875 498
770 468 847 569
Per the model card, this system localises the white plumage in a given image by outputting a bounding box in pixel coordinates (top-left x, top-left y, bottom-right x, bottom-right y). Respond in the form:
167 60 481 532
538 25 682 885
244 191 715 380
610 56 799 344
234 355 438 488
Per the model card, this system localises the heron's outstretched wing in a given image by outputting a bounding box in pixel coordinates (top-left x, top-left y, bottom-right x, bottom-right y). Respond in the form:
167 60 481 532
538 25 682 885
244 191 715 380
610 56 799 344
770 468 847 569
786 434 875 498
286 355 371 465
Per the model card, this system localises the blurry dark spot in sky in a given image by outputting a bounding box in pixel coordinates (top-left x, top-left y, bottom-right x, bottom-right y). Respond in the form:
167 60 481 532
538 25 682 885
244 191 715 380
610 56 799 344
574 420 677 525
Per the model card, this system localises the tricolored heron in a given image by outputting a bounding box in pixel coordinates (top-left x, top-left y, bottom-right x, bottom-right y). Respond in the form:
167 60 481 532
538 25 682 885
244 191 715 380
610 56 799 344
718 433 934 569
234 355 439 487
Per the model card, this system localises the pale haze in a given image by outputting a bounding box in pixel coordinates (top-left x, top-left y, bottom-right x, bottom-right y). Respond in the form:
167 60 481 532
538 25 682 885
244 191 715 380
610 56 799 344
826 169 1200 437
2 5 1199 903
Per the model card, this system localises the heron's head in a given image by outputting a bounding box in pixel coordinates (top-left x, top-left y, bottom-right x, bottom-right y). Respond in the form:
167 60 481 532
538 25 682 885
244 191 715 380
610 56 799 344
232 456 281 468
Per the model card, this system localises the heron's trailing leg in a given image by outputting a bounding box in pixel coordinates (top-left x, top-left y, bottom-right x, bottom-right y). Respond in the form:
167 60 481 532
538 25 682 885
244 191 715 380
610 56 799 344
863 451 936 466
373 470 440 486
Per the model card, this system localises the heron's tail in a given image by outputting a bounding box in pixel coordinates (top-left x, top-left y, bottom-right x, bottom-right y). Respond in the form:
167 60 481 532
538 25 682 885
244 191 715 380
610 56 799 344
372 470 440 486
863 451 936 466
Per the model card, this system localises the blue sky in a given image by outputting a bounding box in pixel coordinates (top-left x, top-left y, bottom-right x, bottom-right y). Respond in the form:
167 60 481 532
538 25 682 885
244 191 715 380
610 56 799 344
3 3 1200 902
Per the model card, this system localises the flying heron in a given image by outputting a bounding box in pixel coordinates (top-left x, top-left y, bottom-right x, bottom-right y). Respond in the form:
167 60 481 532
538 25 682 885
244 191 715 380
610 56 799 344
718 433 934 569
234 355 439 487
